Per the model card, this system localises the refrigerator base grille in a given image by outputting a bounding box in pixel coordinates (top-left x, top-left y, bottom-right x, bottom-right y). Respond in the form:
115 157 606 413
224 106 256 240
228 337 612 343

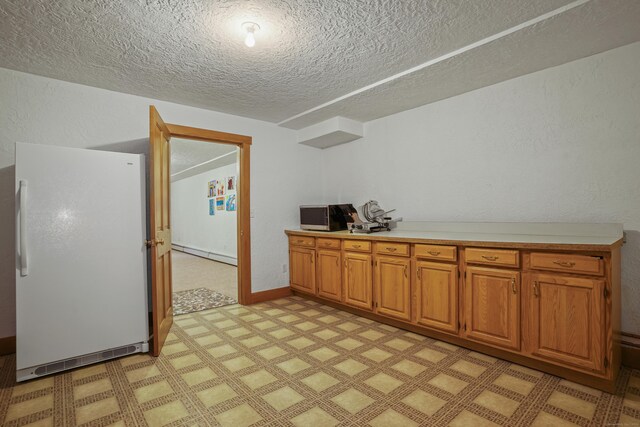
17 341 149 382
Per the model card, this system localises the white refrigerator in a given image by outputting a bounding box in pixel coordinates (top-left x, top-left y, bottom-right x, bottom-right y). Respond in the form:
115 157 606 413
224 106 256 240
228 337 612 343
15 142 149 382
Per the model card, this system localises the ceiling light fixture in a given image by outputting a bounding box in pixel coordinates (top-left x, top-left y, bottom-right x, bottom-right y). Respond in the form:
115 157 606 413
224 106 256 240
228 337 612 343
242 22 260 48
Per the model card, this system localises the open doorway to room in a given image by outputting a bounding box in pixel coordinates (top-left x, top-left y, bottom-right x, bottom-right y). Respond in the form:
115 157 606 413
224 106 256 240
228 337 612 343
169 138 239 315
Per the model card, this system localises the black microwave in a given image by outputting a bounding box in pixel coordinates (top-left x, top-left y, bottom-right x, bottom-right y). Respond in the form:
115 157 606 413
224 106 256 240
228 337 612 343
300 204 356 231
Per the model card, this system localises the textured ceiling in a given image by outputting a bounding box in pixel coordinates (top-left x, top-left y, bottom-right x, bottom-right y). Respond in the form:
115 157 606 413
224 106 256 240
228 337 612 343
171 138 237 178
0 0 638 129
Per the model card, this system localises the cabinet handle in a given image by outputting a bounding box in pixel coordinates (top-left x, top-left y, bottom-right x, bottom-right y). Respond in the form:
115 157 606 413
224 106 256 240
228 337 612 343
417 267 421 279
386 247 397 252
428 250 441 256
335 258 338 267
482 255 499 261
553 260 576 268
511 278 516 294
404 265 408 278
533 281 539 297
344 260 347 268
353 244 361 249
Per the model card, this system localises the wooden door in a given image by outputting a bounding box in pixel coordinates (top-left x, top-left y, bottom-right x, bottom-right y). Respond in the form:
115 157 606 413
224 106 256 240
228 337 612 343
149 106 173 356
416 261 458 333
529 273 605 372
289 247 316 294
375 256 411 321
465 267 520 351
317 249 341 301
344 252 373 310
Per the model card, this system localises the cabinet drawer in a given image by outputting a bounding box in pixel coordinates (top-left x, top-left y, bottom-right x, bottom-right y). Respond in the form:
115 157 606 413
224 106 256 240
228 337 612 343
344 240 371 252
375 242 410 257
530 253 604 276
289 235 315 248
415 244 457 262
317 238 341 250
466 248 519 268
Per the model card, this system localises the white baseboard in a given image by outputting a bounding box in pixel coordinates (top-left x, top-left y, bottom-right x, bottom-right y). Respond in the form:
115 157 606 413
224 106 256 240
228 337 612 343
172 244 237 266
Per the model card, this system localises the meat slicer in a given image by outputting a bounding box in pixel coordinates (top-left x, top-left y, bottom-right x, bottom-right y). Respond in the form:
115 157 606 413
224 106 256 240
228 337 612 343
348 200 401 233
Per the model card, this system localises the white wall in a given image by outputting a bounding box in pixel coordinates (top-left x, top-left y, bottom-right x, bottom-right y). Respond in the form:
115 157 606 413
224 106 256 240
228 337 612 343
0 68 325 339
321 41 640 334
171 163 238 260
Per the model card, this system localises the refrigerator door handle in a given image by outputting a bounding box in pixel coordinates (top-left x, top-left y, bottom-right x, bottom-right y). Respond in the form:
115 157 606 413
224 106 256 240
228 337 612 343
19 180 28 276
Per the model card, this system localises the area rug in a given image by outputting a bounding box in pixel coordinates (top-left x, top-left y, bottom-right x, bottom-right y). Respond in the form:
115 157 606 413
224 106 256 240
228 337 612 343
172 288 237 315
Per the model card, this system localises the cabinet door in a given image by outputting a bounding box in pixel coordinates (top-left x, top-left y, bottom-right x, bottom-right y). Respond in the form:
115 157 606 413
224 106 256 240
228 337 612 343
344 252 373 310
529 273 605 372
317 249 342 302
289 247 316 295
416 261 458 333
465 267 520 350
375 256 411 321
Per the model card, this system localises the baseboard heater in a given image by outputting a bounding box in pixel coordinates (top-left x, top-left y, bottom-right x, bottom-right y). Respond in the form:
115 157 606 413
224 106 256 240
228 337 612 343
172 244 237 266
17 341 148 382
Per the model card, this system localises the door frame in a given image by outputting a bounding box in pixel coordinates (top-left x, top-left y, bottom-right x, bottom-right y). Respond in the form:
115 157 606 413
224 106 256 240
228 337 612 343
164 121 253 305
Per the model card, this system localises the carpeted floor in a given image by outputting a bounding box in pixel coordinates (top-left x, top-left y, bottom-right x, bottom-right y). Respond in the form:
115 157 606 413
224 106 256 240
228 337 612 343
172 251 237 300
1 296 639 426
173 288 238 316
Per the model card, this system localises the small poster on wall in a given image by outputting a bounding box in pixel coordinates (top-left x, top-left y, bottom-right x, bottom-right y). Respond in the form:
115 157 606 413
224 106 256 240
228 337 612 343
208 180 217 198
216 197 225 210
217 181 226 196
227 176 236 192
226 194 236 211
209 199 215 215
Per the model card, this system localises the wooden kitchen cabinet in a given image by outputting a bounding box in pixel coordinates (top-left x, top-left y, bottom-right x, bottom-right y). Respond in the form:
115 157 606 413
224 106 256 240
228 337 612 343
289 247 316 295
415 260 458 334
464 266 520 351
375 256 411 321
343 252 373 310
316 249 342 302
529 273 606 372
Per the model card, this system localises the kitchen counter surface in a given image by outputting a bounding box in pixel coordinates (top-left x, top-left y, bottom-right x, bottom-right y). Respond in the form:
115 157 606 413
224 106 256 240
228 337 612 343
286 222 624 250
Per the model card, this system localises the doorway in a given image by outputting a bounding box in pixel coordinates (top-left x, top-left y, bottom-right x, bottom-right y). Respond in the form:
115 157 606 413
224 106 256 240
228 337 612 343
170 139 239 314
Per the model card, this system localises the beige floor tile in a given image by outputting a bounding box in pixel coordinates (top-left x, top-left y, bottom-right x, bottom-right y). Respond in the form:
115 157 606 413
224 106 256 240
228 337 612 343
364 373 403 394
493 373 535 396
469 351 497 363
239 336 268 348
277 358 311 375
336 338 364 350
225 327 252 338
208 344 238 358
6 395 54 422
254 320 278 330
625 394 640 411
450 360 486 378
473 390 520 417
213 319 237 329
384 338 414 351
414 348 447 363
435 341 459 352
279 314 301 323
175 318 198 327
256 345 288 360
239 313 263 322
300 372 340 392
184 325 209 336
12 377 54 397
286 303 306 310
195 333 222 346
331 388 375 414
143 400 189 427
72 363 107 381
361 348 393 363
309 347 340 362
73 378 113 400
531 411 580 426
337 322 361 332
75 397 120 425
241 369 278 390
402 389 446 416
547 391 596 419
23 417 53 427
170 354 202 370
197 383 237 407
295 321 320 331
181 367 217 386
403 332 428 341
510 364 544 378
300 309 321 316
392 360 426 377
287 337 316 350
290 406 338 427
134 380 174 404
126 365 161 383
314 329 341 340
334 359 369 376
262 386 305 411
215 403 262 427
269 328 296 339
449 410 499 427
222 355 255 372
161 342 189 355
317 315 340 324
428 373 468 395
369 408 418 427
359 330 386 341
264 308 285 316
203 312 225 321
559 380 602 397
